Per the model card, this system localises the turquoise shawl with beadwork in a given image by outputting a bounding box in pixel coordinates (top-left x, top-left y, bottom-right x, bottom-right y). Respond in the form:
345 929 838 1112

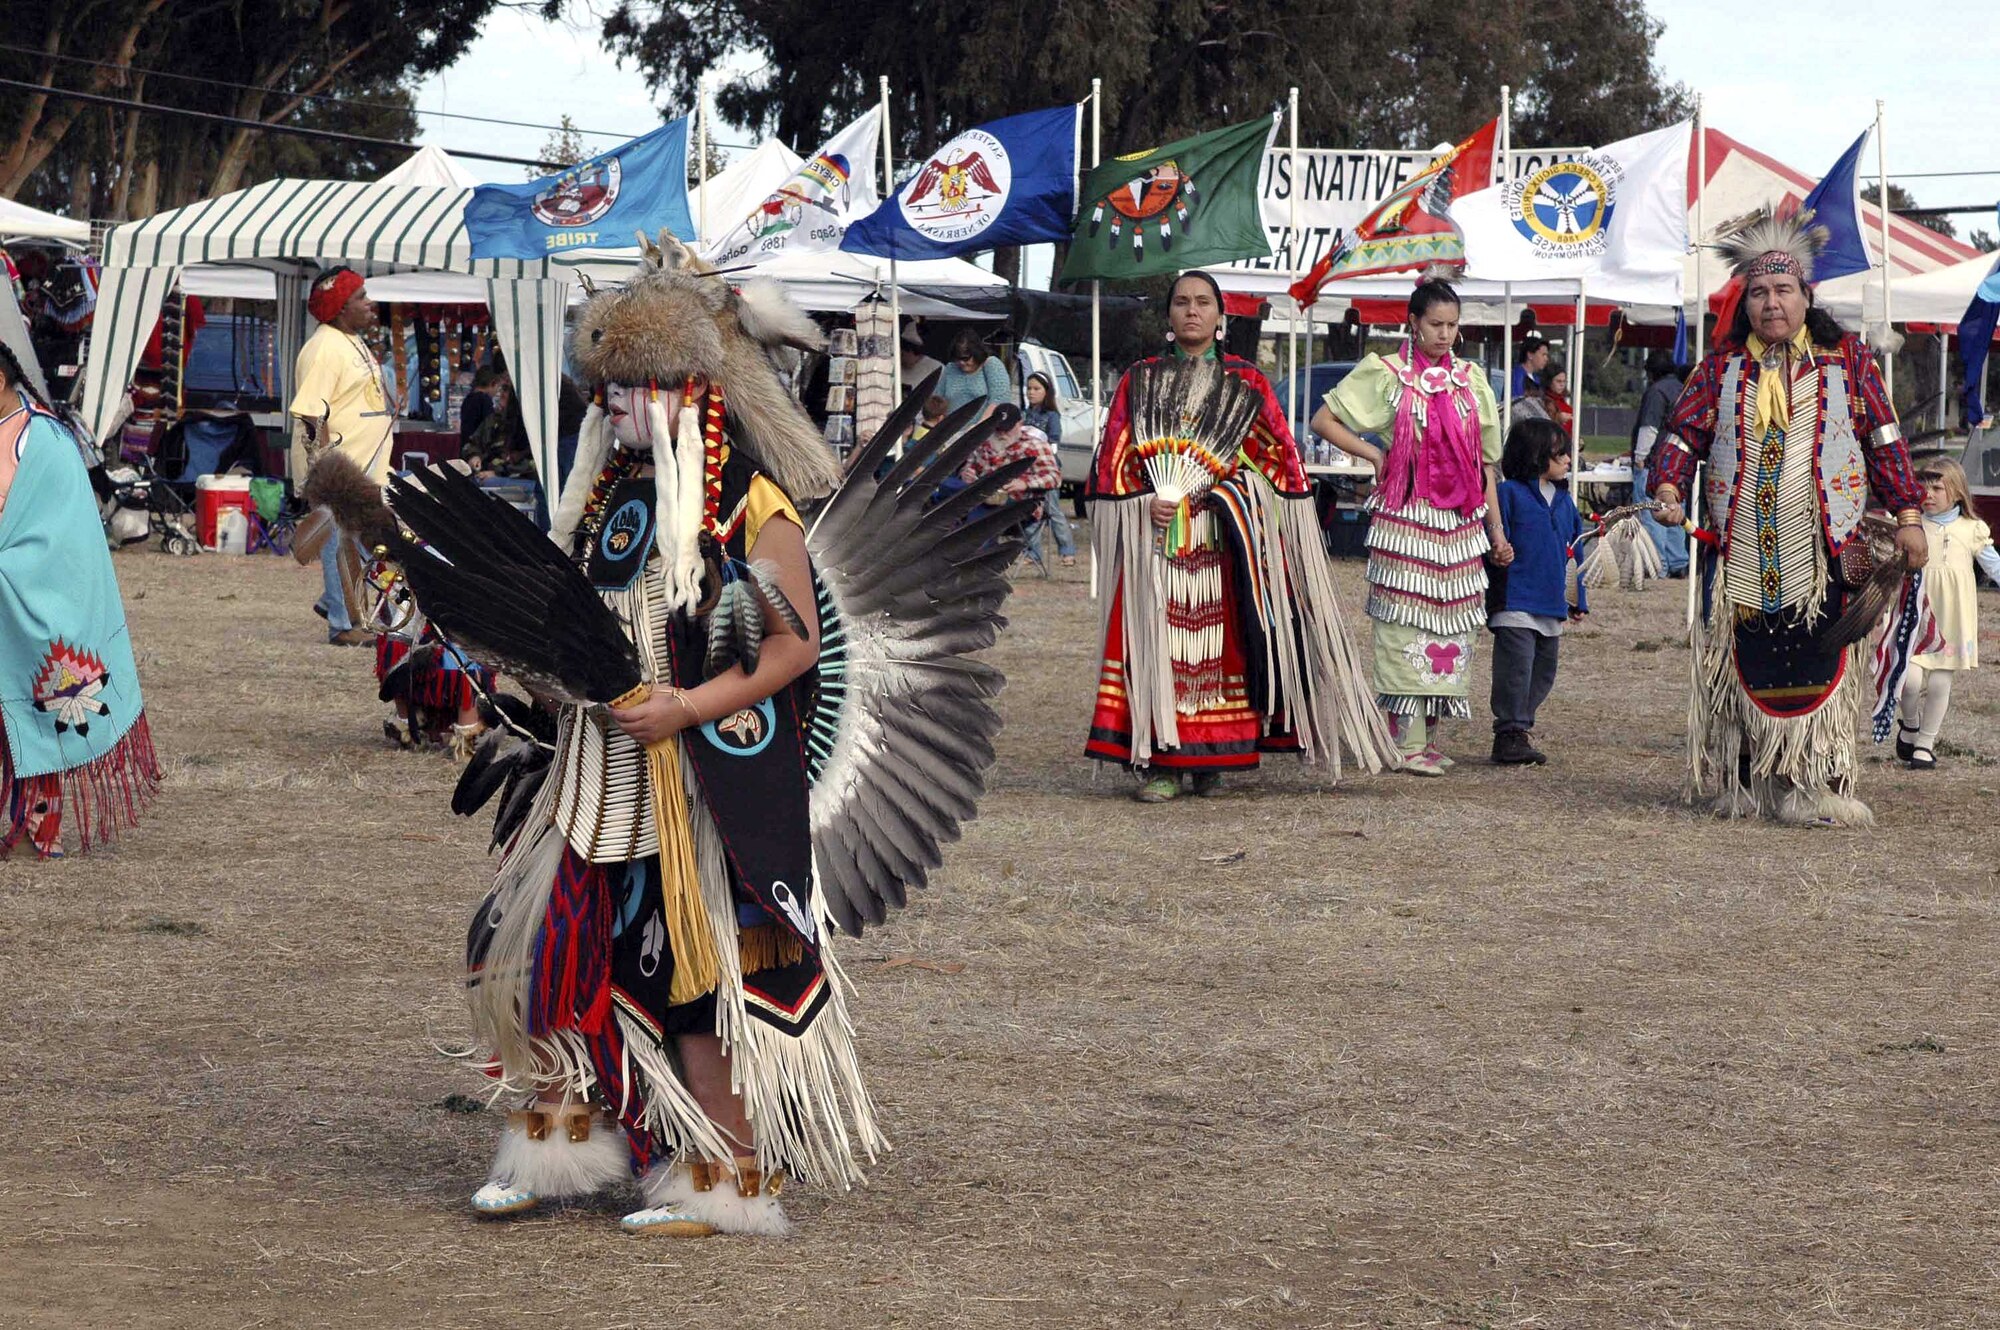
0 411 146 778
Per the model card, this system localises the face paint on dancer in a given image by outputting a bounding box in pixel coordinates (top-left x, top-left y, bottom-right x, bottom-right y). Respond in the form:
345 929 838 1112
604 380 706 452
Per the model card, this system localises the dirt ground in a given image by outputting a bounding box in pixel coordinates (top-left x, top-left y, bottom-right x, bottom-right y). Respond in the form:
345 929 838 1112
5 532 2000 1330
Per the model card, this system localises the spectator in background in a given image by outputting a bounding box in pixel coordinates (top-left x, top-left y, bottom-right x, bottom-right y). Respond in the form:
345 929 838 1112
1512 334 1550 399
1021 371 1076 568
901 322 943 393
1629 350 1688 576
914 393 949 440
1544 367 1576 437
940 329 1011 418
459 366 504 459
1509 375 1552 427
956 403 1060 572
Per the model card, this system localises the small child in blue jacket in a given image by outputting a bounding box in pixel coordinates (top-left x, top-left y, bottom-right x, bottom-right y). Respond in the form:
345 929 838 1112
1487 418 1587 765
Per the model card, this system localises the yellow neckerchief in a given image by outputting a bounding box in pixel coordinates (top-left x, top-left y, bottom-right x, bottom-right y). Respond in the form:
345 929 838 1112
1743 326 1813 437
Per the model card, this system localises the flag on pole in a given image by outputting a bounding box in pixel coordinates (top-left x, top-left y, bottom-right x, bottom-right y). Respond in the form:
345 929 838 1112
1799 128 1874 283
705 109 881 266
1451 121 1692 305
1958 219 2000 427
841 105 1078 260
1059 114 1280 283
1289 119 1499 308
466 118 693 261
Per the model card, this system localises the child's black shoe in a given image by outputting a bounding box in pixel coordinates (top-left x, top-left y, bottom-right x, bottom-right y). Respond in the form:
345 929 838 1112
1895 721 1918 762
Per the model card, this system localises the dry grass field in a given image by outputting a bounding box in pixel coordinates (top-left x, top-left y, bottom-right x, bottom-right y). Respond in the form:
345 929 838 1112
4 534 1999 1330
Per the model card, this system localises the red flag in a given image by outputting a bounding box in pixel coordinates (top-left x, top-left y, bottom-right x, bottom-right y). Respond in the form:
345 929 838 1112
1291 119 1499 308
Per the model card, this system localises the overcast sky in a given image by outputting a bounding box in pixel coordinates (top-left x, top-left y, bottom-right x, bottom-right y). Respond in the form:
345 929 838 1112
414 0 2000 230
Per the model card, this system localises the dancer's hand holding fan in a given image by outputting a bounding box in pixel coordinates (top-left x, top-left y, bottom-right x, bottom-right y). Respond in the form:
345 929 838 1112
1125 357 1265 555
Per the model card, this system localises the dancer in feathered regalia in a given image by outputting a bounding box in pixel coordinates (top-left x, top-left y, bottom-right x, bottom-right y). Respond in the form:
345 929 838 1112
1650 208 1926 825
319 233 1026 1236
1086 270 1392 803
0 343 159 857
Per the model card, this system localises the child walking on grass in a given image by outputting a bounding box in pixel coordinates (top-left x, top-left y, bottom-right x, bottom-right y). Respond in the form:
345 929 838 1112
1897 459 2000 770
1487 418 1588 765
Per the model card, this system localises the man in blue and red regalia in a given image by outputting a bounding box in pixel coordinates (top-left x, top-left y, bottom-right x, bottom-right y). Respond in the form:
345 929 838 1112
1650 208 1927 826
1085 270 1391 802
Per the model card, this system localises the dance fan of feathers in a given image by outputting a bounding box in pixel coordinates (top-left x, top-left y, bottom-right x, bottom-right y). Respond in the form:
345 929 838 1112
1577 504 1666 591
1126 355 1266 556
347 374 1027 938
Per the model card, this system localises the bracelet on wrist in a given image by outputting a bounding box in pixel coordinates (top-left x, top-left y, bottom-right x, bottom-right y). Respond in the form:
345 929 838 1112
1897 508 1924 528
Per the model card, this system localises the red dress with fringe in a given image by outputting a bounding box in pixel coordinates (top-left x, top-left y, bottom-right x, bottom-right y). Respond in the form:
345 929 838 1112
1083 350 1308 772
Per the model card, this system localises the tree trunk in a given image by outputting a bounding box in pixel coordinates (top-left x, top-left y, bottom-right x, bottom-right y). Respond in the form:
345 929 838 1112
992 246 1021 286
109 74 148 219
0 0 172 196
132 159 159 220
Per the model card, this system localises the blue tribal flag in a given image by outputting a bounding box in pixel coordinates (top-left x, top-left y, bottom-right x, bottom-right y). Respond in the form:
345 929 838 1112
466 118 693 261
1958 208 2000 427
1799 129 1874 284
841 105 1078 260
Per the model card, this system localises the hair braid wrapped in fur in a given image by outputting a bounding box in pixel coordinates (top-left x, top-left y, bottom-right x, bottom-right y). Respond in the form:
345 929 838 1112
571 231 841 503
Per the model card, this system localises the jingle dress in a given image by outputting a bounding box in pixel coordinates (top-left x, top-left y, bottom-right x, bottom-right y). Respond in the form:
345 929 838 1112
1321 345 1501 724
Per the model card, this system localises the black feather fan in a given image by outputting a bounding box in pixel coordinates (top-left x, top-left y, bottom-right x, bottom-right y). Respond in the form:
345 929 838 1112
384 464 643 705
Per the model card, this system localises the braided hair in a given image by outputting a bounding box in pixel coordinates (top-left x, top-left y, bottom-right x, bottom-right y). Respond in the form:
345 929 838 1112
0 340 45 412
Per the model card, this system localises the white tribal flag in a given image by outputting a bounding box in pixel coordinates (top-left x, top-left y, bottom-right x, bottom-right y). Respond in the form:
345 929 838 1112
705 108 882 266
1452 120 1691 305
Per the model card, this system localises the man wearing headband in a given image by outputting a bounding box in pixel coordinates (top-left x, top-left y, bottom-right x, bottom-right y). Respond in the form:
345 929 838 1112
1649 208 1926 826
290 266 391 645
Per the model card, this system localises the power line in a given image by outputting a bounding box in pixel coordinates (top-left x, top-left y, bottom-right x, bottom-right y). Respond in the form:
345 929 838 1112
0 39 756 149
0 38 647 140
0 76 545 167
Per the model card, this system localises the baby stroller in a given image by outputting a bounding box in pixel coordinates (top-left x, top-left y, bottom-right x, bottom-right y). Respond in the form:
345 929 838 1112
63 403 200 554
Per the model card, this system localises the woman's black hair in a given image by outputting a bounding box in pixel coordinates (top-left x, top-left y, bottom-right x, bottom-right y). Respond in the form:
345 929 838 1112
1024 370 1059 411
1408 278 1461 321
0 340 44 410
1725 281 1845 349
949 328 988 363
1501 417 1569 484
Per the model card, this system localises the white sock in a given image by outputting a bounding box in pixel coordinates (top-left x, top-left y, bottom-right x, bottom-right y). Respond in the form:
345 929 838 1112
1915 669 1955 751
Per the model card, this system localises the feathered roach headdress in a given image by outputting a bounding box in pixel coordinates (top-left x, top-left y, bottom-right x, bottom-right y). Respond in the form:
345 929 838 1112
1713 206 1831 285
554 230 844 609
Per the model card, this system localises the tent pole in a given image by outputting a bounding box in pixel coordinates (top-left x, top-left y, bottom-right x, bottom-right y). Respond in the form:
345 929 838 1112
697 72 711 250
1090 77 1103 439
1500 85 1513 421
1693 92 1706 363
1571 280 1584 479
1287 85 1300 438
1940 330 1950 431
879 76 900 412
1877 98 1895 404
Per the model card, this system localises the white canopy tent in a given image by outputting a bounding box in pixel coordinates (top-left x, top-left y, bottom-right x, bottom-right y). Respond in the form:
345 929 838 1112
0 197 90 245
178 139 804 305
1821 251 1999 330
81 177 572 486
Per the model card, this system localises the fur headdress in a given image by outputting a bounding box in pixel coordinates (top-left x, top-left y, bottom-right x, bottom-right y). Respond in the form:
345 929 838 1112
1713 207 1831 285
571 231 841 504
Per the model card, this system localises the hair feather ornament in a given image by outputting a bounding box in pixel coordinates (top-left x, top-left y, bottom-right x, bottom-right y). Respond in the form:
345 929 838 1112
1712 206 1831 285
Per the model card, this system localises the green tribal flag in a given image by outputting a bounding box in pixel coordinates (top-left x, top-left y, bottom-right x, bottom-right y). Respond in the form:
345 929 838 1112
1060 113 1279 283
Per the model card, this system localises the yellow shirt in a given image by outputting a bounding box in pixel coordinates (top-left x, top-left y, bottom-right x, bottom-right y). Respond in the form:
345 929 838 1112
289 323 393 483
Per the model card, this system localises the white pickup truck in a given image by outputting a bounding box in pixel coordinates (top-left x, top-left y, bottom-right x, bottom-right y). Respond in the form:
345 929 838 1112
1012 341 1103 496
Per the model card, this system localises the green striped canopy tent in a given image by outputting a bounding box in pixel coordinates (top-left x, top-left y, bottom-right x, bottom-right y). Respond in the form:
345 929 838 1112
81 177 573 494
